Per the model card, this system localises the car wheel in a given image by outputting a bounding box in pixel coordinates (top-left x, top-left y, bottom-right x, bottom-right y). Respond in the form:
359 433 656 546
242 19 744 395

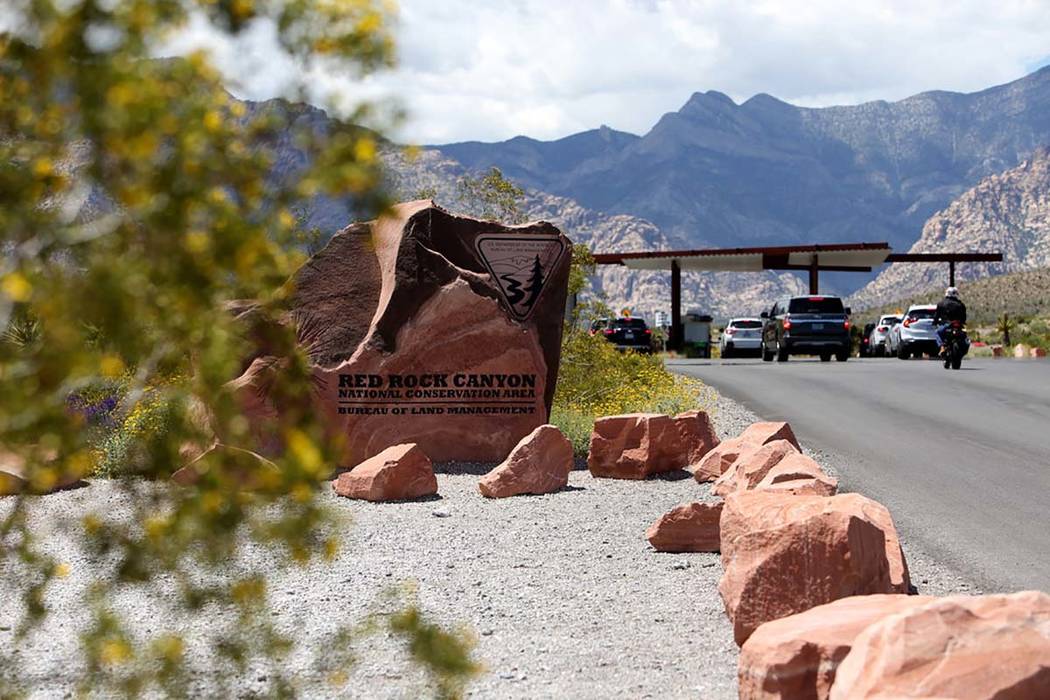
761 342 774 362
897 344 910 360
722 347 732 359
836 349 849 362
776 342 789 362
820 352 831 362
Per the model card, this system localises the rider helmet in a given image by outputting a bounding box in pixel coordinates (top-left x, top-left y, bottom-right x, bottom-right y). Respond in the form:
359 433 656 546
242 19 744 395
945 286 960 299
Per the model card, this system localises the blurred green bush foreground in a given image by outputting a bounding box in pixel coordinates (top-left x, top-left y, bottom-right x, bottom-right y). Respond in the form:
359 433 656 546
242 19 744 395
0 0 479 696
0 2 708 696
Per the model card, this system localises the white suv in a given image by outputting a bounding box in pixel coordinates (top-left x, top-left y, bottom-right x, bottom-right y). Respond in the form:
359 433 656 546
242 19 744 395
869 315 901 356
720 318 764 358
888 305 940 359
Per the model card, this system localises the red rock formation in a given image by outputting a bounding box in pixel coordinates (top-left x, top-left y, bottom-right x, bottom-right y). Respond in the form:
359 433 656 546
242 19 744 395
753 452 838 497
739 422 800 450
478 424 573 498
831 591 1050 700
219 201 572 467
712 440 799 497
587 413 686 479
673 409 720 465
331 443 438 502
739 594 934 700
719 491 910 645
694 421 799 483
645 501 722 552
693 436 752 483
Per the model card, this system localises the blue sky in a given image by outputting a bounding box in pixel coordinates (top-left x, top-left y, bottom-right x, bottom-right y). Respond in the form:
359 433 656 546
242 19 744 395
167 0 1050 144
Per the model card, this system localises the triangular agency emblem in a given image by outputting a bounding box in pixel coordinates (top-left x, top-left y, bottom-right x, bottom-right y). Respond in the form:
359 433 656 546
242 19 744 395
475 233 567 321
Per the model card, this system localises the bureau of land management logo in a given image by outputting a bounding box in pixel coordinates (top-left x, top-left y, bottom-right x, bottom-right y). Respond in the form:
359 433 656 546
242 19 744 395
475 233 566 321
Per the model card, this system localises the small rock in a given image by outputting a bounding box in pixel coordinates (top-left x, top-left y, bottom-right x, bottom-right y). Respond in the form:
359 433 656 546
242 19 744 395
331 443 438 502
646 501 722 552
432 508 451 518
478 424 573 498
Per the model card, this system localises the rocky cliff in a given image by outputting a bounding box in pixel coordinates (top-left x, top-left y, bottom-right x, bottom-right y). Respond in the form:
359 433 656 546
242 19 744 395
852 147 1050 308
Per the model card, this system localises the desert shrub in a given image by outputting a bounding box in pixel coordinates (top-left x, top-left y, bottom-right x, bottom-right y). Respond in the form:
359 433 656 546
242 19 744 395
1 1 477 697
552 330 711 455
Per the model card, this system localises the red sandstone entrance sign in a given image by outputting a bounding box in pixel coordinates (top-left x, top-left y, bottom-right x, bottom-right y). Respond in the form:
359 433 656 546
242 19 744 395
221 200 573 465
476 234 567 321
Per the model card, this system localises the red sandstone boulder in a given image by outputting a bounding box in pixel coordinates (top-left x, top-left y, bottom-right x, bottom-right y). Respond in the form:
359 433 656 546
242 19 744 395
739 594 934 700
1032 347 1047 358
830 591 1050 700
332 443 438 502
740 422 800 450
694 422 800 483
478 424 572 498
719 491 909 645
673 409 719 465
712 440 800 497
645 501 722 552
0 448 84 496
992 344 1004 357
754 452 838 497
693 436 752 483
587 413 684 479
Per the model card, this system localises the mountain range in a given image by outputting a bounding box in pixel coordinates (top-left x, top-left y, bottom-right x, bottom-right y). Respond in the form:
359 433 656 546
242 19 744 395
435 66 1050 298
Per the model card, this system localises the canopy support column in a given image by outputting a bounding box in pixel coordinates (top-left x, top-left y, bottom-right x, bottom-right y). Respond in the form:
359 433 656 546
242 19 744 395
670 259 682 351
949 261 956 287
809 255 820 294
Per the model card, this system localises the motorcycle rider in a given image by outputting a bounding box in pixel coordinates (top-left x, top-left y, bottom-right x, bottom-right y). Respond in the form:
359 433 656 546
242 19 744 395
934 286 967 355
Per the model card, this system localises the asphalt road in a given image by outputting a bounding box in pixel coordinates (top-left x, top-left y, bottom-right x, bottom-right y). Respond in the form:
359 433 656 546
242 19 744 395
669 356 1050 593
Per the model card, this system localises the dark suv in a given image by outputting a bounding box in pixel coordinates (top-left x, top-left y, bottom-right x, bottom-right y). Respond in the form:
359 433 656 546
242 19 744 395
761 295 852 362
590 317 653 353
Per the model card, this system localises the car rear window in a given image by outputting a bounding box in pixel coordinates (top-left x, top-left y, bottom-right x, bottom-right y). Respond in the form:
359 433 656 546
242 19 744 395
731 320 762 329
882 317 901 325
908 309 935 319
613 318 647 329
788 297 844 314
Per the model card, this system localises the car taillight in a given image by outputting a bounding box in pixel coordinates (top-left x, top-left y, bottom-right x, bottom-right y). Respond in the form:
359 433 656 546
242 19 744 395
903 317 915 328
844 320 851 329
877 326 888 332
725 327 735 335
644 329 652 334
782 317 792 330
603 329 614 335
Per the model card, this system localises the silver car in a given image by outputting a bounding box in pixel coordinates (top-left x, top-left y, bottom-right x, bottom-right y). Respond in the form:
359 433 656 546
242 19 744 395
888 305 940 359
869 315 901 356
720 317 764 358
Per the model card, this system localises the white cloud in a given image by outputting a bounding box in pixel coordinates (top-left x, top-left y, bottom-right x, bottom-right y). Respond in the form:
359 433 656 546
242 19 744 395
165 0 1050 144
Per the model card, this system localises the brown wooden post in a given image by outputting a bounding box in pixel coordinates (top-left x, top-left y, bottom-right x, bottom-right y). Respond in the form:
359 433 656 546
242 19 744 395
809 255 819 294
670 259 682 351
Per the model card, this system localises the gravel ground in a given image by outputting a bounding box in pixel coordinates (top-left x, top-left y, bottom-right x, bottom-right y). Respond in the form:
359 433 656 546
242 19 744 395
0 392 982 699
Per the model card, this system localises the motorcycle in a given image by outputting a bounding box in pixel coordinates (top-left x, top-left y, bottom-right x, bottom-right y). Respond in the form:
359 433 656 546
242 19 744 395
941 321 969 370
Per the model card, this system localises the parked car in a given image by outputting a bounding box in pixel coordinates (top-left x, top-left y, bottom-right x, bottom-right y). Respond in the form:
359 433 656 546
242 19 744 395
888 305 939 359
859 322 877 357
869 315 901 356
590 316 653 353
720 318 764 358
761 295 852 362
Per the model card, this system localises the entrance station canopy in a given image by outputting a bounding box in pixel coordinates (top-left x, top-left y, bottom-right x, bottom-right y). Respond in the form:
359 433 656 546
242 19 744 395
592 242 1003 350
595 242 894 273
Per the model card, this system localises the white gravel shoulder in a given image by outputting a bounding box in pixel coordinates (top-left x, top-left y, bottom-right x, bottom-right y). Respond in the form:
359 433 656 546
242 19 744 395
0 391 979 699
